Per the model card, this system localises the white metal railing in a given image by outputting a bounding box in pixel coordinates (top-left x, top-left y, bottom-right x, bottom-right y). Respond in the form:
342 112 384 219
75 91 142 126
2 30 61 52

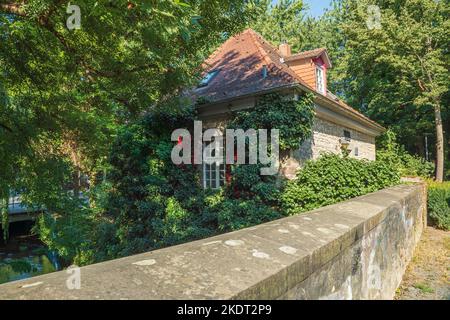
7 192 88 215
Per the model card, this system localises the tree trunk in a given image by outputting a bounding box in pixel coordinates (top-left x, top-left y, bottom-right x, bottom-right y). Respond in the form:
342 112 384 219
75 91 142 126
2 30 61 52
1 192 9 242
434 103 444 182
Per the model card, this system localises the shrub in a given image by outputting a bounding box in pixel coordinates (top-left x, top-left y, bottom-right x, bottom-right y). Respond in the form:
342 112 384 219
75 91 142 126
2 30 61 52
377 149 434 178
376 130 434 178
427 181 450 230
445 159 450 181
281 154 400 215
217 198 282 232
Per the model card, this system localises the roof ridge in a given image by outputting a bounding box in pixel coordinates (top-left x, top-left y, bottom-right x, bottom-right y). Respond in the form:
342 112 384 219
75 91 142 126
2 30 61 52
202 31 243 70
247 29 287 62
246 29 273 66
247 30 314 89
290 47 326 58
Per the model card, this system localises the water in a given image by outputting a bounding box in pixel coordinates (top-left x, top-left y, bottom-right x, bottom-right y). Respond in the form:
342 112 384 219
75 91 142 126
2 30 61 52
0 221 61 284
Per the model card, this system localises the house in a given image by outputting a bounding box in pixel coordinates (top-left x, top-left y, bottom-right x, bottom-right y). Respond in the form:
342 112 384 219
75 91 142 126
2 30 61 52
190 29 385 188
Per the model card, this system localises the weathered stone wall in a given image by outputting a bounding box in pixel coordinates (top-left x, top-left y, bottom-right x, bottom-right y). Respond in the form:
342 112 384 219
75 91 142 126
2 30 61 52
0 184 425 300
281 185 425 299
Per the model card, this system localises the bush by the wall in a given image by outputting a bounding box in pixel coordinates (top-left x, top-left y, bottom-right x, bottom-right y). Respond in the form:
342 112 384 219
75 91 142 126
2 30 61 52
281 154 401 215
376 130 434 178
427 181 450 231
377 149 434 178
217 198 282 232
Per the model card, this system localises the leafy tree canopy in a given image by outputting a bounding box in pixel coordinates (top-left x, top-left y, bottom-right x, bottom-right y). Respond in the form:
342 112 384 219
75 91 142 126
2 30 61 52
0 0 256 207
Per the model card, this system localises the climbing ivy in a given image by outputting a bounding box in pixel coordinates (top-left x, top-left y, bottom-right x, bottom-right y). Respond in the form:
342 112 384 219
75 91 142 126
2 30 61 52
229 92 315 151
217 92 315 231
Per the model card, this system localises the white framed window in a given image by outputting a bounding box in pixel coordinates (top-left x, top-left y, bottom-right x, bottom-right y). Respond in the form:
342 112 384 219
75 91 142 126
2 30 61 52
203 162 226 189
202 141 225 189
316 66 325 94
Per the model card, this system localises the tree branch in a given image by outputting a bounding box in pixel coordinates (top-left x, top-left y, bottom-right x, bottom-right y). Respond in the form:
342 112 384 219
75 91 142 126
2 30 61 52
0 2 26 16
0 122 13 132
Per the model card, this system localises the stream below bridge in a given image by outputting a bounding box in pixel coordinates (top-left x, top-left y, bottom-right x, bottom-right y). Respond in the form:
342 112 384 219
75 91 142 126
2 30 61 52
0 221 61 284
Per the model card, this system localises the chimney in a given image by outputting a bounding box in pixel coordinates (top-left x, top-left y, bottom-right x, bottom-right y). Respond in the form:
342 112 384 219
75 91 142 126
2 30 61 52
279 42 291 57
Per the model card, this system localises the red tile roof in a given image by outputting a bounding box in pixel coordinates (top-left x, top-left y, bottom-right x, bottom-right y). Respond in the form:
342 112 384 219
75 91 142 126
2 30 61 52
192 29 383 131
192 29 307 102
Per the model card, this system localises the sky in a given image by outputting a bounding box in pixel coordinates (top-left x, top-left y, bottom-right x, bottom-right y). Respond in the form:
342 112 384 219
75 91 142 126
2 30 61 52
303 0 332 18
272 0 333 18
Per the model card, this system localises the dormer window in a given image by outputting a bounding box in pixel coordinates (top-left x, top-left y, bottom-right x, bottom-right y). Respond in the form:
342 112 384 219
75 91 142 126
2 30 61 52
316 65 325 94
198 70 220 88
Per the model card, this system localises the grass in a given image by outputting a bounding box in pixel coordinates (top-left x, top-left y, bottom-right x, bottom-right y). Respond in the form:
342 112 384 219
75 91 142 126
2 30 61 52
444 237 450 251
413 282 434 294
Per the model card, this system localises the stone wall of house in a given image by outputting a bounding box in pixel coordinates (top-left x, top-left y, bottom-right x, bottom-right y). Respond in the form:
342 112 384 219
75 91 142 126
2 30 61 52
309 117 376 161
281 117 377 179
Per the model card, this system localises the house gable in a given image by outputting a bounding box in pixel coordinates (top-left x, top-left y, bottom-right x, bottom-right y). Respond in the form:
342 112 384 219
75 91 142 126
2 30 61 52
283 48 331 94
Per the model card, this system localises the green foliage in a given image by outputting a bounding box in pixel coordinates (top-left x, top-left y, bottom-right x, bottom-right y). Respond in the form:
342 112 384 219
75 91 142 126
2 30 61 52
230 93 315 151
0 1 257 263
1 259 34 274
217 198 282 232
281 154 400 215
427 181 450 231
33 201 95 266
213 92 314 231
99 98 216 259
335 0 449 180
446 159 450 181
376 130 434 178
215 164 283 232
3 0 446 268
227 164 282 205
250 0 306 52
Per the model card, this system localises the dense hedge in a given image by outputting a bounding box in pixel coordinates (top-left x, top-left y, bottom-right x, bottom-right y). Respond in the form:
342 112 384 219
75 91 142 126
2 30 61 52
427 181 450 230
281 154 401 215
